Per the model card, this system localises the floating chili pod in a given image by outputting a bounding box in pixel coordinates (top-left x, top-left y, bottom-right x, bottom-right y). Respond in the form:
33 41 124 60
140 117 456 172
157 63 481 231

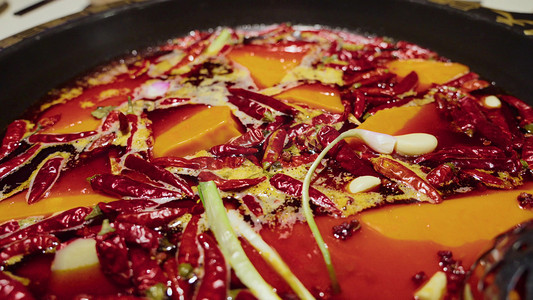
228 129 265 148
151 156 245 170
0 271 35 300
372 157 442 203
196 233 228 300
124 154 193 197
227 95 270 120
0 234 59 265
91 174 187 200
0 221 19 237
27 131 97 144
101 110 129 133
270 173 341 214
262 129 287 169
228 88 298 116
460 169 515 189
96 232 132 287
129 247 167 293
500 95 533 130
98 199 159 216
0 120 29 161
210 145 258 157
116 207 187 229
426 164 455 187
241 195 263 217
198 171 266 192
393 71 418 95
0 144 42 180
26 155 67 204
114 221 162 252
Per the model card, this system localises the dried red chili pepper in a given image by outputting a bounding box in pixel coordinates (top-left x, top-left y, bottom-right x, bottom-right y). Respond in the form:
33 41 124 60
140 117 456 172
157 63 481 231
366 96 415 115
270 173 341 214
443 72 479 89
227 95 270 120
262 129 287 169
317 126 378 177
0 221 19 237
209 145 258 157
101 110 129 133
393 71 418 95
500 95 533 130
312 113 343 126
0 120 28 161
0 234 59 265
0 271 35 300
0 145 42 180
26 156 66 204
196 233 228 300
86 133 116 153
129 247 167 293
228 88 298 116
241 195 263 217
344 69 393 87
116 207 187 229
286 123 312 142
96 232 132 287
27 131 97 144
414 146 505 164
460 169 515 189
114 221 161 252
228 129 265 148
357 87 395 98
124 154 193 197
151 156 245 170
426 164 455 187
522 136 533 171
372 157 442 203
198 171 266 192
98 200 159 216
91 174 187 200
264 115 294 133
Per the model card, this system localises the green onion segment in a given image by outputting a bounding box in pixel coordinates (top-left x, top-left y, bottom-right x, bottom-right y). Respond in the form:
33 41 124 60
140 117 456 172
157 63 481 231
227 210 314 300
198 181 281 300
302 129 362 294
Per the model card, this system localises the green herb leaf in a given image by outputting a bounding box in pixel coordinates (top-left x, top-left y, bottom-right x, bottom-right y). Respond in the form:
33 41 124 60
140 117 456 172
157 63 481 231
91 106 116 119
98 219 115 236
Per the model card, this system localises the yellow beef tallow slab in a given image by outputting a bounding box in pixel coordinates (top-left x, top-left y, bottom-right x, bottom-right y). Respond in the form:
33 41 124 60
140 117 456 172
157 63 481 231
386 59 469 91
274 84 344 113
153 105 242 158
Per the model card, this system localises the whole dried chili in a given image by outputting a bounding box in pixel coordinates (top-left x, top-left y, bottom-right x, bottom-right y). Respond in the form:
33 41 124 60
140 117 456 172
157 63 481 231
372 157 442 203
91 174 187 200
196 233 228 300
241 195 263 217
0 271 35 300
114 221 161 252
151 156 245 170
0 120 29 161
286 123 312 142
227 129 265 148
0 234 59 265
27 131 97 144
124 154 194 197
96 232 132 287
228 88 298 116
443 72 479 89
209 145 258 157
86 133 116 153
344 68 393 87
0 145 42 180
460 169 515 189
317 126 378 177
0 221 19 237
101 110 129 133
227 95 270 120
164 214 200 300
270 173 341 214
198 171 266 192
262 129 287 169
523 136 533 171
129 247 167 294
116 207 187 229
426 164 455 187
98 199 159 217
500 94 533 130
26 156 66 204
414 146 506 164
393 71 418 95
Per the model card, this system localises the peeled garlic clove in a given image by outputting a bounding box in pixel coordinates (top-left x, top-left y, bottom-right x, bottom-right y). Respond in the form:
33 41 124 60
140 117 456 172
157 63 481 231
414 271 447 300
395 133 438 156
353 129 397 154
348 175 381 193
483 95 502 108
51 238 99 271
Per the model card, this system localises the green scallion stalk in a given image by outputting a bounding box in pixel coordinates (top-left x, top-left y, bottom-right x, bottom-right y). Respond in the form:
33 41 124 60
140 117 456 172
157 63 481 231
205 28 232 56
198 181 281 300
227 210 314 300
301 130 359 294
